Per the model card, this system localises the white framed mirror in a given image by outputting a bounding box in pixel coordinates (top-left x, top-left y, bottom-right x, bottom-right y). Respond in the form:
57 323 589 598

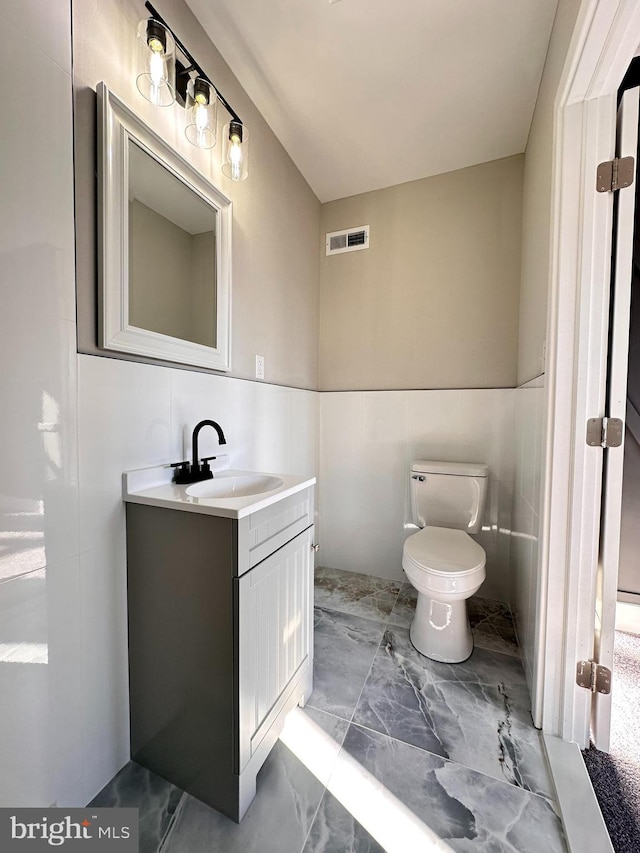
97 82 232 371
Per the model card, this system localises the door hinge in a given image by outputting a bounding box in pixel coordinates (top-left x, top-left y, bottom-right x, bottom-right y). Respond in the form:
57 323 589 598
596 156 635 192
586 417 623 448
576 660 611 694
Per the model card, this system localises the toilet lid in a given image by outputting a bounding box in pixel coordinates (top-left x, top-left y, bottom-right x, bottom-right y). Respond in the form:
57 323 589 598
403 527 485 576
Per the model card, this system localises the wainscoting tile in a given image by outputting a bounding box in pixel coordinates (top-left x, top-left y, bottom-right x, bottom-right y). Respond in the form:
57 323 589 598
89 761 183 853
303 724 565 853
307 608 385 721
353 625 554 800
314 566 400 623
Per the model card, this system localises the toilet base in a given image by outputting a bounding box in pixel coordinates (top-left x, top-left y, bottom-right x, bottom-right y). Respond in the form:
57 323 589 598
409 593 473 663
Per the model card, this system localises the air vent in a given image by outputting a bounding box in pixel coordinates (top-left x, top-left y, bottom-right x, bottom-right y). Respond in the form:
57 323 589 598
326 225 370 256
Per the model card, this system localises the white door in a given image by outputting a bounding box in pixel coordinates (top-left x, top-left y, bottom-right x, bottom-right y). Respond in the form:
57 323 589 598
592 86 640 751
237 526 314 771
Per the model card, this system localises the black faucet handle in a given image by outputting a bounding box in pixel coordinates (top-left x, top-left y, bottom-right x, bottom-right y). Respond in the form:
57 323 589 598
171 460 192 484
199 456 217 478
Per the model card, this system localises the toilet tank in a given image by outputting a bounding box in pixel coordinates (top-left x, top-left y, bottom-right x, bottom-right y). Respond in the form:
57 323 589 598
410 460 488 534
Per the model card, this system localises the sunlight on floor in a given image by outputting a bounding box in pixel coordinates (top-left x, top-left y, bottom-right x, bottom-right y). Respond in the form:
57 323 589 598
280 708 454 853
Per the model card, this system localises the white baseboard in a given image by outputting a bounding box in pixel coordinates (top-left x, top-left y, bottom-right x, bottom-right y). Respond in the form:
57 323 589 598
543 733 613 853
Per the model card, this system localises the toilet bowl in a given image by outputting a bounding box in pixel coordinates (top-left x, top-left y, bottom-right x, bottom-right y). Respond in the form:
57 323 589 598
403 460 489 663
403 526 486 662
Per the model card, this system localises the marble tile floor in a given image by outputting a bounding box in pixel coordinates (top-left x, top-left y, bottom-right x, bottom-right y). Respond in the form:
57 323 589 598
90 567 566 852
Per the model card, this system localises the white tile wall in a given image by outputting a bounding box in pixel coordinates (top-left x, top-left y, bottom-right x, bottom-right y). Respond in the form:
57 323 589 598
319 390 515 601
168 368 318 476
78 357 173 555
75 355 319 804
0 0 319 809
511 376 546 690
0 0 82 809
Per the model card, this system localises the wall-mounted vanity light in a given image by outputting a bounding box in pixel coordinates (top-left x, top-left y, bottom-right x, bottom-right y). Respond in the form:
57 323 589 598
136 2 249 179
136 18 176 106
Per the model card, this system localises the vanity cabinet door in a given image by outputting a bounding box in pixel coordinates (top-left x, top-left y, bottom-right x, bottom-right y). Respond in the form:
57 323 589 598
237 525 314 771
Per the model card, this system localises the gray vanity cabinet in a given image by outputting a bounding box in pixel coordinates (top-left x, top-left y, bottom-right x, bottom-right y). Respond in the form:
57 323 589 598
125 486 314 822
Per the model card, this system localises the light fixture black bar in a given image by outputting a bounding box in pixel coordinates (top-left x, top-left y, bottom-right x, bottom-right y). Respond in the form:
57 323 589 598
144 0 242 123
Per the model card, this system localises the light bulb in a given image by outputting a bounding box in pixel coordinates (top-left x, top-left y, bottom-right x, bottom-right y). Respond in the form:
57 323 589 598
185 78 217 149
229 136 243 181
149 50 164 86
195 103 209 131
222 121 248 180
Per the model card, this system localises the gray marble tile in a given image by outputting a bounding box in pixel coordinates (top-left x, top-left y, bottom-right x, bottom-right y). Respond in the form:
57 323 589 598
306 724 565 853
353 625 555 800
468 596 520 657
314 566 400 623
307 607 385 721
89 761 183 853
301 705 350 747
303 789 385 853
389 585 520 657
387 582 417 629
161 737 325 853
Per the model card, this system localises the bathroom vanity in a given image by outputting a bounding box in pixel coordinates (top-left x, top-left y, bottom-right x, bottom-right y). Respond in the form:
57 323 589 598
123 458 316 821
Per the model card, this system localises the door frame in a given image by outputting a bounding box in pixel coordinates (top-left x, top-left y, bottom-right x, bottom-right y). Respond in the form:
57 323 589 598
541 0 640 747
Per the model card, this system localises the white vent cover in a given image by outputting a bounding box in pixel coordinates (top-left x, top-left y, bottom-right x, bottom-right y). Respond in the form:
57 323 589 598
325 225 370 256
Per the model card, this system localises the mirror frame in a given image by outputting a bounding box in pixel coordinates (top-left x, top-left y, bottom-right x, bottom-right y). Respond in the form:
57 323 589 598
97 82 232 371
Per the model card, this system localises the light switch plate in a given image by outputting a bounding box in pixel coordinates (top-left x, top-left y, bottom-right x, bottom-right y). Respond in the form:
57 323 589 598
255 354 265 380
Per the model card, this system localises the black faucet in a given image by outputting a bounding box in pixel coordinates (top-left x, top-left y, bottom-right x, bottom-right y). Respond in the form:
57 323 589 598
171 419 227 484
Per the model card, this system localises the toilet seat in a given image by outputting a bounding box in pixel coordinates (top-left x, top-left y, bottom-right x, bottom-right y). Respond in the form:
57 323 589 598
403 526 485 576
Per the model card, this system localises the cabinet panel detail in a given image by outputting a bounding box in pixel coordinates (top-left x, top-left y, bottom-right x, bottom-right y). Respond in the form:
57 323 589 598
237 487 313 574
238 526 314 771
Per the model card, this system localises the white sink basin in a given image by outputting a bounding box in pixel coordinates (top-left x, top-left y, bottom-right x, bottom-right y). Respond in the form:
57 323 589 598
124 459 315 519
186 473 285 500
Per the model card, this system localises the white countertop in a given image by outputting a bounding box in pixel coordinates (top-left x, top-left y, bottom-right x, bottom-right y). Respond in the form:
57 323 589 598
123 457 316 519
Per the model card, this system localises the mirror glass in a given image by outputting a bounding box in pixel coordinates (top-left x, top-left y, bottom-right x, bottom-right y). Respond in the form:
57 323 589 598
98 83 232 372
128 140 217 348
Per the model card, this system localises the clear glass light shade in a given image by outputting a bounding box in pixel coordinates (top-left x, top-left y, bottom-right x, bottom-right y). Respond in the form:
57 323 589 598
136 19 176 107
185 78 218 149
222 121 249 181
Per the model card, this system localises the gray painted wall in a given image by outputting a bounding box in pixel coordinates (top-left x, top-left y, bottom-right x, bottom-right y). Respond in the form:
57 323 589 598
517 0 582 386
73 0 320 390
73 0 529 396
319 155 524 391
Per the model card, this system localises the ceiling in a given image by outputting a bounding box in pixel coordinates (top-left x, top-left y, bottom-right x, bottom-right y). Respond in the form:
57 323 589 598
186 0 559 202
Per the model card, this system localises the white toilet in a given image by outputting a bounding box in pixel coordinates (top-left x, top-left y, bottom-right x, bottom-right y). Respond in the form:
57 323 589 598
402 460 488 663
